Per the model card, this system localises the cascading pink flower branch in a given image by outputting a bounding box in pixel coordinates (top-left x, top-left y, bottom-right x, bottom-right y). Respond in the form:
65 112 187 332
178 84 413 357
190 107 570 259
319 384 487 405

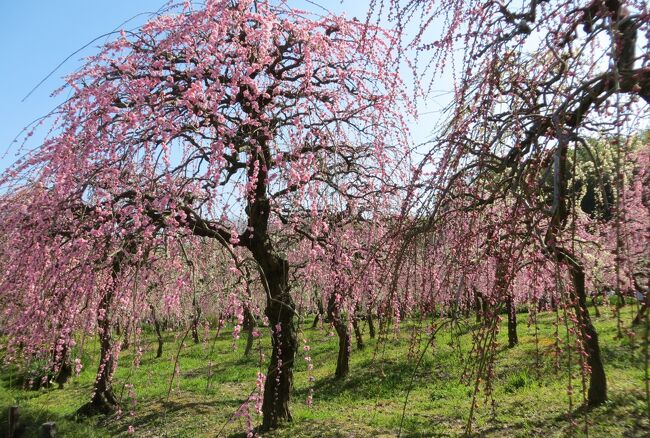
0 0 414 429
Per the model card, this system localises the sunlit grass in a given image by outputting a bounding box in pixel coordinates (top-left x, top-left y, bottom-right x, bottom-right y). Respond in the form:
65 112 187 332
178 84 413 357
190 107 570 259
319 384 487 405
1 307 648 437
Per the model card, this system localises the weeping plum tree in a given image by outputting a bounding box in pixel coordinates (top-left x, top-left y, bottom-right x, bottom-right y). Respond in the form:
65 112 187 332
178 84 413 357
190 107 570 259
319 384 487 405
0 0 409 429
302 223 391 379
0 188 162 413
385 0 650 408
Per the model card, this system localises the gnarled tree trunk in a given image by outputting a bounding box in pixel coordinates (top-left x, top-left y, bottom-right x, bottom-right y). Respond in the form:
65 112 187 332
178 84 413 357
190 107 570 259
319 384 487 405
474 288 489 323
334 322 351 378
90 313 118 412
191 296 201 344
570 261 607 405
255 250 297 431
120 320 130 351
53 343 72 389
243 306 255 357
78 254 123 416
328 293 350 378
367 311 376 339
312 290 325 328
150 305 164 359
591 294 601 317
246 129 299 430
505 295 518 348
78 299 118 415
547 138 606 406
352 315 364 350
632 277 648 327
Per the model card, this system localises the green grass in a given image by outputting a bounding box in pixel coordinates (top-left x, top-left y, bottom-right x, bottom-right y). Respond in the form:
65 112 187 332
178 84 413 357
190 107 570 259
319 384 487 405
1 307 648 437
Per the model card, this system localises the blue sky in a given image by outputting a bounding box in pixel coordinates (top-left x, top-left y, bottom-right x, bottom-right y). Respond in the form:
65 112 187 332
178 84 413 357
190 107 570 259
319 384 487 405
1 1 169 170
0 1 446 173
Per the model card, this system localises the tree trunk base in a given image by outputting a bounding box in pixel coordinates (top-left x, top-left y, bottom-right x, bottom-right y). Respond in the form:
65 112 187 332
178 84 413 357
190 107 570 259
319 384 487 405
244 329 255 356
156 339 164 358
54 361 72 389
352 317 364 350
77 390 118 416
335 323 350 379
260 317 297 431
506 299 518 348
367 313 376 339
632 303 647 326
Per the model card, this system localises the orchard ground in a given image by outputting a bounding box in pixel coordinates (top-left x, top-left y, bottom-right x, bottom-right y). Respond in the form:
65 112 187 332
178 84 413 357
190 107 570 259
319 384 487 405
1 306 647 437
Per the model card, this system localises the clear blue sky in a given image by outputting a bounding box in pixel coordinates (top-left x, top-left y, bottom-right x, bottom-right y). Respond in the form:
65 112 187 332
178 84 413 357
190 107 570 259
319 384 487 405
1 1 170 170
0 1 445 173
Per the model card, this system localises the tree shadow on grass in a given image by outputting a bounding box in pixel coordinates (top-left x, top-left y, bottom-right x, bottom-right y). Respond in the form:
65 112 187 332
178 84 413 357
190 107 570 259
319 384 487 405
474 390 649 437
0 405 107 438
101 396 247 436
295 357 436 402
599 340 643 368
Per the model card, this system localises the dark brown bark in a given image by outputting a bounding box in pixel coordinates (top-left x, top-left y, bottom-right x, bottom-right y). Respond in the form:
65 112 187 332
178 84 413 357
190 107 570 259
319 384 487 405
191 323 200 344
191 298 201 345
120 321 130 351
632 277 648 327
150 306 164 358
352 315 364 350
243 306 255 357
53 348 72 389
334 322 351 378
554 256 606 405
78 318 117 414
311 312 321 328
550 295 557 311
505 295 518 348
246 117 298 430
327 294 350 378
632 295 648 326
367 311 376 339
493 256 517 347
571 263 607 406
591 295 601 318
8 406 19 438
312 291 325 328
475 291 482 323
544 129 607 407
85 307 118 413
78 254 122 416
50 329 71 389
475 288 489 323
256 251 296 431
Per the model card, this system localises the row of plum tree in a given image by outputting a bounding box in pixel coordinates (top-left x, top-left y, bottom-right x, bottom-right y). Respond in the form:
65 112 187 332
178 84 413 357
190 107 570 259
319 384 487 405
0 0 648 433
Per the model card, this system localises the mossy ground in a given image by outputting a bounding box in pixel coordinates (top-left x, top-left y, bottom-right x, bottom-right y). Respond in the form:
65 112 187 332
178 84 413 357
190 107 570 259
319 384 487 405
1 306 648 437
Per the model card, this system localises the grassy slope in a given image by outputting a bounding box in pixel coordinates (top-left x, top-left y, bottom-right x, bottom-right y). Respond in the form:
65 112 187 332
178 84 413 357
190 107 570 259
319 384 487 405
0 306 648 437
